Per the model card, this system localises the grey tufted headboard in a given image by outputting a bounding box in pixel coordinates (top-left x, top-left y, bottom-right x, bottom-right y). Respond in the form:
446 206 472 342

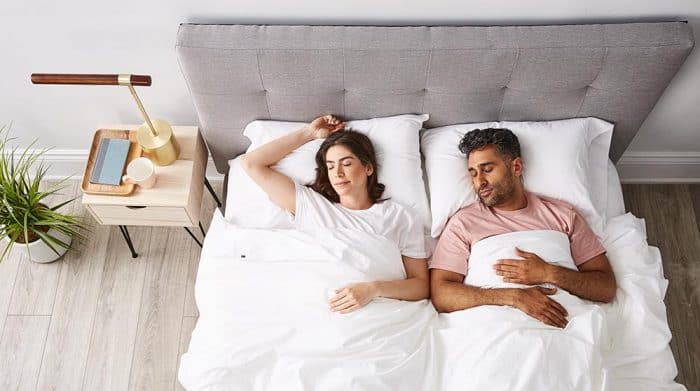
176 22 693 173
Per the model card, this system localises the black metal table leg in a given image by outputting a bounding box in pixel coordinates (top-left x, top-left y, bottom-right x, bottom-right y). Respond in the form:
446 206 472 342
184 226 203 248
118 225 138 258
204 177 222 208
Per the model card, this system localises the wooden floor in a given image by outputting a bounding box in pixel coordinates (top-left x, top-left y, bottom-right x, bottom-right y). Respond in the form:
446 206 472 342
0 180 218 391
622 184 700 390
0 181 698 390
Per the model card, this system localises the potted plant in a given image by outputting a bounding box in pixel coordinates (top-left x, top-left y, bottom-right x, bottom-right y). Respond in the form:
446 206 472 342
0 124 85 263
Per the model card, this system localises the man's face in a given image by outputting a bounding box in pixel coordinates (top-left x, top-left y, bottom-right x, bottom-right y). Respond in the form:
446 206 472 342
467 145 520 207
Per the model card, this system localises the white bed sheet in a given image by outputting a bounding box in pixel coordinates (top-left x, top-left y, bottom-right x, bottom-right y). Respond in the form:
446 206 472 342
181 162 684 390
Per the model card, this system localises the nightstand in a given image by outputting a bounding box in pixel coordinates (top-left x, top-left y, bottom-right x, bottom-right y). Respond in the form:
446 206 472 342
81 125 222 258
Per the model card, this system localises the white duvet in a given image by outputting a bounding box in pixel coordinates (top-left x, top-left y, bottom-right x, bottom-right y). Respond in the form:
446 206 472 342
178 210 684 391
178 209 438 390
438 229 608 391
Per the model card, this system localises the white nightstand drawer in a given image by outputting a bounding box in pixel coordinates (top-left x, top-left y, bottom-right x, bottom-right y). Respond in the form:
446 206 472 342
88 205 193 226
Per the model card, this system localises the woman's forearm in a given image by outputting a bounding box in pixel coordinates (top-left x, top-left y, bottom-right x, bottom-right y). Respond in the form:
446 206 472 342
240 126 314 168
238 126 314 214
371 278 430 301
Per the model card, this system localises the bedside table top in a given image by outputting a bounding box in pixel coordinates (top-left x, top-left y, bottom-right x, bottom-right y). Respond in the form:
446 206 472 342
81 125 205 208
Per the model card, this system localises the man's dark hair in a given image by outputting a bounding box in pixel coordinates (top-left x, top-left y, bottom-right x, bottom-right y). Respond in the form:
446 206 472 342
458 128 521 161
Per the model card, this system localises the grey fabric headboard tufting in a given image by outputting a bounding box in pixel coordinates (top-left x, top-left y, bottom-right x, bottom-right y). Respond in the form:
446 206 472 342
176 22 693 173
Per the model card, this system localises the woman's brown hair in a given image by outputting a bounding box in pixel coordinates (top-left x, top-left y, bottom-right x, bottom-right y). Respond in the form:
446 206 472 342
310 130 385 204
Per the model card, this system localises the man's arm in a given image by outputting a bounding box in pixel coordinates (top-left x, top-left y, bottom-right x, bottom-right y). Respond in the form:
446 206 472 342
494 249 617 303
430 269 568 328
430 269 516 312
548 253 616 302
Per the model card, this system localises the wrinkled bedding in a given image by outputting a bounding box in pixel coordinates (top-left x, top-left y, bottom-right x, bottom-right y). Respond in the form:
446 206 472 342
178 210 437 390
438 229 608 390
178 210 684 391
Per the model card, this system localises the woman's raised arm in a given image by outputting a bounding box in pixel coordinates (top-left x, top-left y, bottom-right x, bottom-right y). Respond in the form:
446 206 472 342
239 115 344 214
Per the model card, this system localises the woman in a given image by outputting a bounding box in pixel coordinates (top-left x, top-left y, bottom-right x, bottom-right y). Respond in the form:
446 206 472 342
239 115 429 313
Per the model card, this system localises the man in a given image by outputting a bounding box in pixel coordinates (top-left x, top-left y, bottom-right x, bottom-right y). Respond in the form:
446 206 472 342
430 128 616 328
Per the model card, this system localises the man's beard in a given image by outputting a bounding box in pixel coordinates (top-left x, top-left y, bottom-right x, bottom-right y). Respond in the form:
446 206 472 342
479 173 516 207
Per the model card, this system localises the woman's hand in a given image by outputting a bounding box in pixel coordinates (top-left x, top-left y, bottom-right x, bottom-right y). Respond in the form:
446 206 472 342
306 115 345 139
329 282 377 314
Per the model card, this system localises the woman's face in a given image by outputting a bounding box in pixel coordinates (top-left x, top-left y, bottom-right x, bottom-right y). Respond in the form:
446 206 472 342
325 144 373 199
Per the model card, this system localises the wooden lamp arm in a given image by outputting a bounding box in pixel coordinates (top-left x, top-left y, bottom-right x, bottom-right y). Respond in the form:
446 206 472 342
30 74 151 86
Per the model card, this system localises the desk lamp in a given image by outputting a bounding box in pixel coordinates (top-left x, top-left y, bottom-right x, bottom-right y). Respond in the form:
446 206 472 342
31 73 179 166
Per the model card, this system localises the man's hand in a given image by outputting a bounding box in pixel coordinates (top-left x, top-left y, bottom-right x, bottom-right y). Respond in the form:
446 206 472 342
305 115 345 139
494 247 552 285
513 286 568 328
329 282 376 314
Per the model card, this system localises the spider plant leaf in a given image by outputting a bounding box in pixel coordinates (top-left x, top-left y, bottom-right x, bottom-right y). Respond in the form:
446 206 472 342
33 230 65 255
49 197 78 212
0 240 14 261
0 124 84 262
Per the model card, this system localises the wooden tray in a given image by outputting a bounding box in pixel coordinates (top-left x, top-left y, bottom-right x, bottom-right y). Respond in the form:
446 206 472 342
81 129 142 196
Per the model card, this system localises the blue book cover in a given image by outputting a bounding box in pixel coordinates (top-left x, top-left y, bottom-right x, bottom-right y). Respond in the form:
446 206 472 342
89 138 131 185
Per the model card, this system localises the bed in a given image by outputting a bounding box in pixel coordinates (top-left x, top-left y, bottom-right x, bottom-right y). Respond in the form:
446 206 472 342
174 23 694 390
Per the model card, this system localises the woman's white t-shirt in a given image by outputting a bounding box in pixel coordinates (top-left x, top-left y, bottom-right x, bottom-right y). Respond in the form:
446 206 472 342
293 183 427 259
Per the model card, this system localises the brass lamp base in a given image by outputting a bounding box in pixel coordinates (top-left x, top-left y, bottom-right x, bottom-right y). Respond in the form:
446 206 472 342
136 118 179 166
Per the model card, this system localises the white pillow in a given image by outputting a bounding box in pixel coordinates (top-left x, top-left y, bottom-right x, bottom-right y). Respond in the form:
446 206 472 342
225 114 432 237
421 117 613 238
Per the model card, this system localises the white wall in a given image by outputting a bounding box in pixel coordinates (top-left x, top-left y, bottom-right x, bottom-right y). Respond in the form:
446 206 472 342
2 0 699 181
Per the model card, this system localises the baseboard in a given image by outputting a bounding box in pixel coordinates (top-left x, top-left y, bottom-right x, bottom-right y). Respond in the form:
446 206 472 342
617 151 700 184
15 149 700 184
23 149 225 181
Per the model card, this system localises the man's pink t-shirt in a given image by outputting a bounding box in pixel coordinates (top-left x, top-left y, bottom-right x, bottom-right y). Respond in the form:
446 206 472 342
429 191 606 276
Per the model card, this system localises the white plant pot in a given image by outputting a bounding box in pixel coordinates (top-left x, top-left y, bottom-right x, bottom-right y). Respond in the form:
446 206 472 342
21 229 72 263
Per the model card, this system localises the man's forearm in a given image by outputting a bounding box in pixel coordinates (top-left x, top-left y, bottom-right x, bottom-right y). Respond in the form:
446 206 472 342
546 265 616 303
432 280 517 313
